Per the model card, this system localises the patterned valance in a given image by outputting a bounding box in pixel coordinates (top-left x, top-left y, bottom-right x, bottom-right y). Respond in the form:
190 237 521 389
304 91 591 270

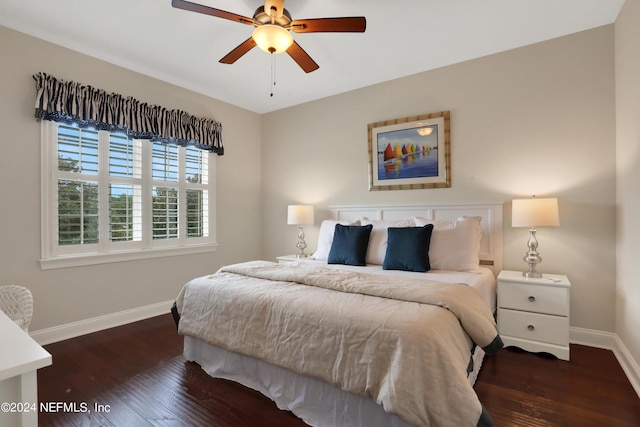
33 73 223 155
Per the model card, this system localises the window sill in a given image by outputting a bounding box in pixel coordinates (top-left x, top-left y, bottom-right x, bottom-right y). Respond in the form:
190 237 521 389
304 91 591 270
39 243 218 270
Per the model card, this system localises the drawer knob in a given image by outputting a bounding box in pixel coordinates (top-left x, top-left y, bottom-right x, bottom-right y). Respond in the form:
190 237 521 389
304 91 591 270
528 296 536 302
527 325 535 331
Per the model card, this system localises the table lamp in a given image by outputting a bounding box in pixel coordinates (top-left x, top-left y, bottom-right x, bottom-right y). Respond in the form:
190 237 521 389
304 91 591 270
287 205 314 258
511 197 559 278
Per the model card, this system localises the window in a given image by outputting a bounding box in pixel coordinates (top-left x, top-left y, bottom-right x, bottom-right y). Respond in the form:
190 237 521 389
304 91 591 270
40 121 216 269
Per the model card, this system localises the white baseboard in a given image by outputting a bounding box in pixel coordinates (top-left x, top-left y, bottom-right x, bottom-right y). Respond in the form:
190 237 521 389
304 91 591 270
613 334 640 399
29 299 174 346
570 326 617 349
570 326 640 398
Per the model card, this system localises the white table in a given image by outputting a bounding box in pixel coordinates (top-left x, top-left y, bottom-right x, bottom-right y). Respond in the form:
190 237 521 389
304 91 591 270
497 270 571 360
276 254 308 263
0 310 52 427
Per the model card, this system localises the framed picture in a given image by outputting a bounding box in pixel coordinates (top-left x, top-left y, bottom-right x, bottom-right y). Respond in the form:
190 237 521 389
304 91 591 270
368 111 450 191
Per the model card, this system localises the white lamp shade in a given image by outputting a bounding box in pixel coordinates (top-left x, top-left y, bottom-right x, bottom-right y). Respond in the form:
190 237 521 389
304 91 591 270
512 198 560 228
287 205 314 225
252 24 293 54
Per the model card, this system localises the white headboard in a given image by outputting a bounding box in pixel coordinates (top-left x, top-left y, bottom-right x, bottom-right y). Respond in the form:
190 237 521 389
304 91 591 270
329 203 503 276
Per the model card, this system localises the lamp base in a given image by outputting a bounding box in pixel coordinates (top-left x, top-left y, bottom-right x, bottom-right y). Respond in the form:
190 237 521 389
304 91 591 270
295 226 308 258
522 227 543 279
522 271 542 279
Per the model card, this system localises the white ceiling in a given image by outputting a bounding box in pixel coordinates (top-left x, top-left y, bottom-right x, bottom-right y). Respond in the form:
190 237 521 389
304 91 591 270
0 0 625 114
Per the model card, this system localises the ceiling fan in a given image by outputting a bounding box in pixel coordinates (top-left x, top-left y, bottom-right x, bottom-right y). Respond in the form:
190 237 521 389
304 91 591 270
171 0 366 73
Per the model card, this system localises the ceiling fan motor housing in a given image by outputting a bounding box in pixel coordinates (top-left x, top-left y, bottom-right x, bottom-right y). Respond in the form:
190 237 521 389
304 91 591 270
253 6 292 26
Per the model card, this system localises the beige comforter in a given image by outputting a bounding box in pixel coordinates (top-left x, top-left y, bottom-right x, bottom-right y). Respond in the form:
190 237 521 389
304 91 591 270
177 261 501 427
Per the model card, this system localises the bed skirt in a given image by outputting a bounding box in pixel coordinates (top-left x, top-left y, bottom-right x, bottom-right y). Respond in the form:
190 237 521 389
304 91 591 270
183 335 487 427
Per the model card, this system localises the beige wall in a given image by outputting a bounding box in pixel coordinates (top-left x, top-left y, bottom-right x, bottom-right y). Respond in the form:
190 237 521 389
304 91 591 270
262 26 617 333
0 26 263 331
0 22 625 343
616 0 640 367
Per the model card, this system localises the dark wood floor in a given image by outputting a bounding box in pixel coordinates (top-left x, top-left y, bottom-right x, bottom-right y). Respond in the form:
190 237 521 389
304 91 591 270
476 345 640 426
37 314 640 426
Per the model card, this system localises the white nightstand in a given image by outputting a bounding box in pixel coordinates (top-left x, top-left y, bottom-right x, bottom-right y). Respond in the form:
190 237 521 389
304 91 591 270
497 270 571 361
277 254 305 264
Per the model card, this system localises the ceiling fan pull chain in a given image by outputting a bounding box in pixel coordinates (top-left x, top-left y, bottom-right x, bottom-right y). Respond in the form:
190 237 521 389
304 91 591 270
270 52 276 97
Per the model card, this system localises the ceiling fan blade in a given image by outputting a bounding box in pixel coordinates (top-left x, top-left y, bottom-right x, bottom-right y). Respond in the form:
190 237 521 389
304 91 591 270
219 37 257 64
291 17 366 33
172 0 255 25
286 41 319 73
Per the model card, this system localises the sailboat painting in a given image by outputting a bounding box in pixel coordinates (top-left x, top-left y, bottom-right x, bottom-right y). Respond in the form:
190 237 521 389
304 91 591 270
378 127 438 178
368 111 451 191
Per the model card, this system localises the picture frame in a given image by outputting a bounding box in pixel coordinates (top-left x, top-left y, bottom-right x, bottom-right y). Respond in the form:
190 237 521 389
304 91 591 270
368 111 450 191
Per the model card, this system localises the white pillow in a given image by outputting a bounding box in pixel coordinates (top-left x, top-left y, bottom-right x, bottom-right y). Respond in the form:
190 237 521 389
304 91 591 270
311 220 359 261
413 216 483 271
360 219 415 265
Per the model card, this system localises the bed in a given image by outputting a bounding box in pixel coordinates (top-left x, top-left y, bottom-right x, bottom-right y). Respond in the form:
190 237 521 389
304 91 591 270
173 203 504 427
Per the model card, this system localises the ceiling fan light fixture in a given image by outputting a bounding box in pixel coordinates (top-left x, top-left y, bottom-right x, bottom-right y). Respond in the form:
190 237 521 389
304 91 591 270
252 24 293 54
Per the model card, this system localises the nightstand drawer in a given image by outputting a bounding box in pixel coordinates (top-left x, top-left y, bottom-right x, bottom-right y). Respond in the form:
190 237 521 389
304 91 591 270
498 308 569 346
498 282 568 316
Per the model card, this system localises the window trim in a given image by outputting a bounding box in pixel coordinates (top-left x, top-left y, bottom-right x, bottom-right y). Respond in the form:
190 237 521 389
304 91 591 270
38 244 218 270
39 121 217 270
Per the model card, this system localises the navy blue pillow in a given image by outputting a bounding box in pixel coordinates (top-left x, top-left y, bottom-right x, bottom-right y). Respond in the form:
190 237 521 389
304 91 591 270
327 224 373 266
382 225 434 272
